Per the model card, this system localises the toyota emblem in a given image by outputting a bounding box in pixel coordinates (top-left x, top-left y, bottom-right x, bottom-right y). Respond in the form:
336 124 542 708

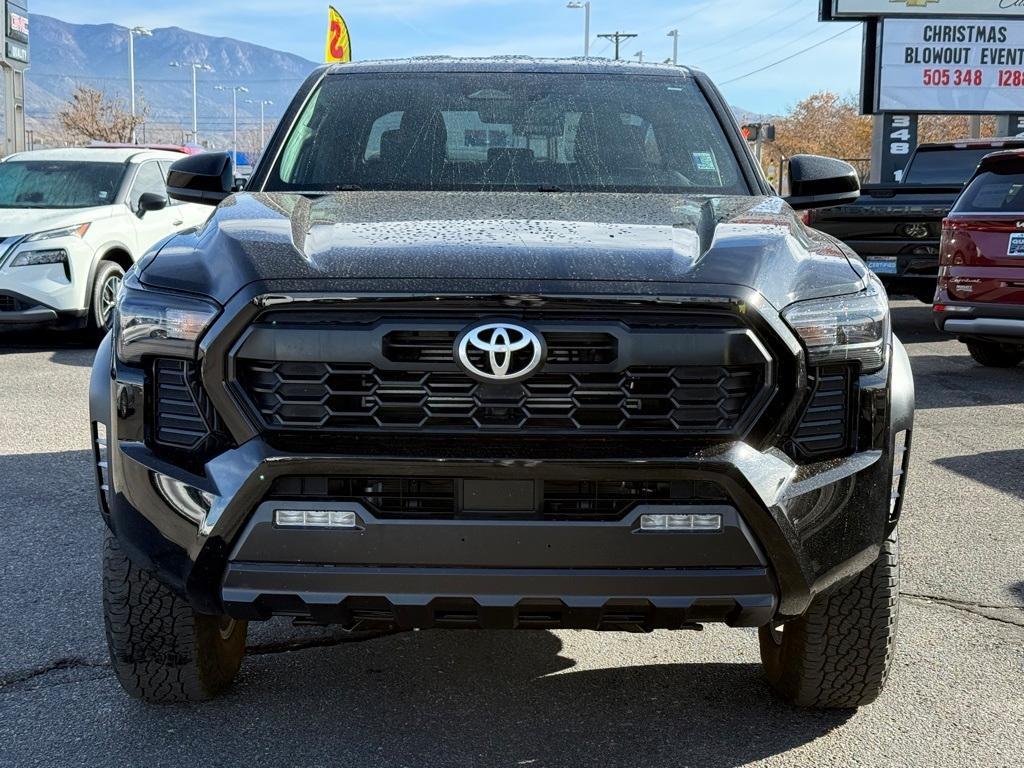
455 322 545 382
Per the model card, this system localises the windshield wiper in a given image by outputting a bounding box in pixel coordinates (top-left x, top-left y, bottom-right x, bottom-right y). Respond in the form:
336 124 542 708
335 184 363 191
537 184 565 193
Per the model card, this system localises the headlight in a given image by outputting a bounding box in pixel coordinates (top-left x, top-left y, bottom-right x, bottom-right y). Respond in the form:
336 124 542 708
115 272 220 364
782 277 890 373
25 223 91 242
10 248 69 267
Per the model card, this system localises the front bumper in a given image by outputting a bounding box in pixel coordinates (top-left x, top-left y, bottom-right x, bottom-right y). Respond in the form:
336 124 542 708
0 290 60 327
0 237 95 315
96 370 906 631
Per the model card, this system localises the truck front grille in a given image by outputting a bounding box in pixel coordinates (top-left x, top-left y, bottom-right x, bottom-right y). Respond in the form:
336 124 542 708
230 305 777 441
238 362 765 435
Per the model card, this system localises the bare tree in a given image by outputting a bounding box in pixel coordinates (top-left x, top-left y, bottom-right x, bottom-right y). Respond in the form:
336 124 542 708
57 85 146 144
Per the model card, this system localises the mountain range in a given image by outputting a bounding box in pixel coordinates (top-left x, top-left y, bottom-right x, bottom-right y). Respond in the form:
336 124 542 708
24 14 319 145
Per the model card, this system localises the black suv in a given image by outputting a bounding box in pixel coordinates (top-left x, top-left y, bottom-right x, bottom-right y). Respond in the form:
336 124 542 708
91 59 914 707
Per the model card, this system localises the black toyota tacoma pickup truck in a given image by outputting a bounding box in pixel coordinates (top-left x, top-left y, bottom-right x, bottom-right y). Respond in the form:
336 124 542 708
90 59 914 708
810 138 1024 303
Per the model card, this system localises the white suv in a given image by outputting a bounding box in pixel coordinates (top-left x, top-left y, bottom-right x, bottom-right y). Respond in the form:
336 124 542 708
0 147 211 332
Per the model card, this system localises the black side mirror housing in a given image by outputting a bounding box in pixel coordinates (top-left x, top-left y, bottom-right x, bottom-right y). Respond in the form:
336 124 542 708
167 152 234 206
136 192 168 216
785 155 860 211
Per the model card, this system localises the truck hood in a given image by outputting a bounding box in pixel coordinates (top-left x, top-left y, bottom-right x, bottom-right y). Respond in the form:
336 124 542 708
0 206 118 238
142 191 865 308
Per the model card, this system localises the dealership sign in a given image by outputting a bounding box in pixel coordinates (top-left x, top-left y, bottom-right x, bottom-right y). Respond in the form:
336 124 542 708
2 1 29 67
877 18 1024 112
833 1 1024 17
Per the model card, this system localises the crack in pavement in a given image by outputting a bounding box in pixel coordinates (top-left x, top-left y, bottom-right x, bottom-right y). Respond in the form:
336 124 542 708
902 592 1024 628
0 630 394 695
0 656 110 692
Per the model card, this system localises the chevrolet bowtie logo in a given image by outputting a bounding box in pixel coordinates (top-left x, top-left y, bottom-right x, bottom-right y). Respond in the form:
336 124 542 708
892 0 940 6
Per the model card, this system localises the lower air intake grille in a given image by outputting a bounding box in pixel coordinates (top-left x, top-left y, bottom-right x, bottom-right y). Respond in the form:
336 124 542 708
790 366 856 461
268 476 729 521
0 295 26 312
152 359 225 454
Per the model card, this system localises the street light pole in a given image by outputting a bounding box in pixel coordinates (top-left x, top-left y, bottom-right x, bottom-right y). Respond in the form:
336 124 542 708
246 99 274 149
566 2 591 57
216 85 249 167
128 26 152 143
667 29 679 66
170 62 213 144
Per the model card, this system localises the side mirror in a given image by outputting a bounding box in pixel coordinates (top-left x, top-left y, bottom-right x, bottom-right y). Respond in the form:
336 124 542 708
167 152 234 206
136 192 167 216
785 155 860 211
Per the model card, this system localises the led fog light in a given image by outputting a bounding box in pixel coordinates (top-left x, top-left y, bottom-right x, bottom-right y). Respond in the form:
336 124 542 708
274 509 357 529
640 513 722 532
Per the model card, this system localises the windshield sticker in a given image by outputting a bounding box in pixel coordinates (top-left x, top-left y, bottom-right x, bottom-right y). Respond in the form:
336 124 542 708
692 152 718 172
1008 232 1024 257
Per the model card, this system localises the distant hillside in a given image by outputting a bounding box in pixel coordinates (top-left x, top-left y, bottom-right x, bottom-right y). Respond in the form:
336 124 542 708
24 14 320 146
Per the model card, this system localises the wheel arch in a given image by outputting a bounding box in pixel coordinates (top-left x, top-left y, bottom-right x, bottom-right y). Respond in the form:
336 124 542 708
97 245 134 273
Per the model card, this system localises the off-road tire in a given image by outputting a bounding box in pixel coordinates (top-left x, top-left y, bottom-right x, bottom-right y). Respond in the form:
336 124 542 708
759 531 899 709
966 341 1024 368
90 261 125 334
102 534 247 703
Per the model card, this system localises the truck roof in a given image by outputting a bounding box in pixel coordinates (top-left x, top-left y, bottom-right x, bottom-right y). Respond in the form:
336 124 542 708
917 137 1024 151
325 56 695 77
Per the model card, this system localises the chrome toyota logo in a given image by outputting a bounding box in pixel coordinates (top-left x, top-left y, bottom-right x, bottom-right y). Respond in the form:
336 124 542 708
455 322 545 382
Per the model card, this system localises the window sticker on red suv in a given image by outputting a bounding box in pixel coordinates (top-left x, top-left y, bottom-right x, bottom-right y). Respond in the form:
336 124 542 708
1007 232 1024 257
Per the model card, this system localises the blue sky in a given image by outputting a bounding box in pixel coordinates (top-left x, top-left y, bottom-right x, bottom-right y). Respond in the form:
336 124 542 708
33 0 864 115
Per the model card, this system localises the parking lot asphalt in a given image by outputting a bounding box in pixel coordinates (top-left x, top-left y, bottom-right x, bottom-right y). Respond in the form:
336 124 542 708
0 300 1021 768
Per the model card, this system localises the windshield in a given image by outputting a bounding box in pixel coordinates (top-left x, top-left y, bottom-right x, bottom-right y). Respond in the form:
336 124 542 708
904 148 996 186
0 161 125 209
267 72 748 195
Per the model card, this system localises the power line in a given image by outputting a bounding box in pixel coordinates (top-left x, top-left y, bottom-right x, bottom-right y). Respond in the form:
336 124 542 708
708 20 831 73
687 0 805 58
719 25 859 85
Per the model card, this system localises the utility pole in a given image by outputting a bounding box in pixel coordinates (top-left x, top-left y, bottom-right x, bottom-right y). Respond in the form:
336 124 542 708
170 62 214 144
128 27 152 143
566 2 591 57
667 29 679 65
597 31 638 61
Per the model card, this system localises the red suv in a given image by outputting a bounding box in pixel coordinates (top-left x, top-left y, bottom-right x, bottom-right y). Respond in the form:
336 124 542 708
935 150 1024 367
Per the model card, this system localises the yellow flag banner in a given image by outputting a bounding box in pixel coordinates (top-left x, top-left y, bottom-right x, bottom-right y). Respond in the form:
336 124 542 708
326 6 352 63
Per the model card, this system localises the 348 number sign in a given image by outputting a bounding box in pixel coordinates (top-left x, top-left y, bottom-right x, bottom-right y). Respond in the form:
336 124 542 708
880 114 918 183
